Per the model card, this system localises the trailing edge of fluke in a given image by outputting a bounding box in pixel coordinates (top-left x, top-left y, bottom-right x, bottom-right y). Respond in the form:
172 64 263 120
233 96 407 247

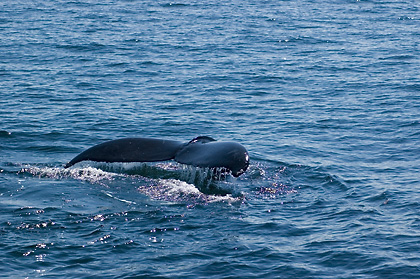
64 136 249 177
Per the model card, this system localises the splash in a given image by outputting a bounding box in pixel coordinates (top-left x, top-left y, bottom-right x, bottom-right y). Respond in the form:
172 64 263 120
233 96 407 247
178 165 237 195
96 162 239 195
20 166 121 184
19 164 243 204
255 182 298 199
137 178 242 205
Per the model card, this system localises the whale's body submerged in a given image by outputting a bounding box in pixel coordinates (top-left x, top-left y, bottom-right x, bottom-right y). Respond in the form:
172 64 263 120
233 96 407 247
65 136 249 177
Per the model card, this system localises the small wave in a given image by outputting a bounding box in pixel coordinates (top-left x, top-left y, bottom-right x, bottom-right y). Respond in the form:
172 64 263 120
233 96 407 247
101 191 136 205
55 42 108 52
161 3 190 8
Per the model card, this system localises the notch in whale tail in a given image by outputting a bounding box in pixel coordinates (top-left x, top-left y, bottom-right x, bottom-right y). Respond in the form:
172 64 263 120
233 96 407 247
64 136 249 177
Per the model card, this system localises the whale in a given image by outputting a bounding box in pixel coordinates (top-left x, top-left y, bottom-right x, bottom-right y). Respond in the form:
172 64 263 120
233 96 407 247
64 136 249 177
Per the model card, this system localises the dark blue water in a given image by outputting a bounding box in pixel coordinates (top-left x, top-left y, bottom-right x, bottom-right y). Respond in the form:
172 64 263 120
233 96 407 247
1 0 419 278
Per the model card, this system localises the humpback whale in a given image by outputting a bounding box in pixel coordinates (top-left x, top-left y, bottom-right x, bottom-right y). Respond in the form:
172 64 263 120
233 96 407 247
64 136 249 177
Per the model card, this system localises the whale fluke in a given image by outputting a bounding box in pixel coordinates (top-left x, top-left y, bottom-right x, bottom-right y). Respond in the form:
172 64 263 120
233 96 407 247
64 136 249 177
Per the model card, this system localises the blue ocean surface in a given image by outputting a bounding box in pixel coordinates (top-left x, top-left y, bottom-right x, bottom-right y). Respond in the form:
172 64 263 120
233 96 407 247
1 0 419 278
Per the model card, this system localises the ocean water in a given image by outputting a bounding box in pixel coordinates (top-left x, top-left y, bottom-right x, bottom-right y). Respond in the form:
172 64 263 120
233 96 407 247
1 0 419 278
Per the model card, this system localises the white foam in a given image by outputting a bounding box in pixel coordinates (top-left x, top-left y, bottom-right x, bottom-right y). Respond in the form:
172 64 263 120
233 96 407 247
137 178 243 204
22 166 120 184
158 179 202 195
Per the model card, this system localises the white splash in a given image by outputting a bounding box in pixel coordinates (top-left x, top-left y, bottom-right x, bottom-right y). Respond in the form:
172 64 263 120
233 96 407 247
21 166 121 184
138 178 242 204
21 164 243 204
159 179 202 196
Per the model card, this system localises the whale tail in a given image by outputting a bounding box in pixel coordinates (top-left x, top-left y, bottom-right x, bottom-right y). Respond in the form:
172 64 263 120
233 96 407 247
64 136 249 177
